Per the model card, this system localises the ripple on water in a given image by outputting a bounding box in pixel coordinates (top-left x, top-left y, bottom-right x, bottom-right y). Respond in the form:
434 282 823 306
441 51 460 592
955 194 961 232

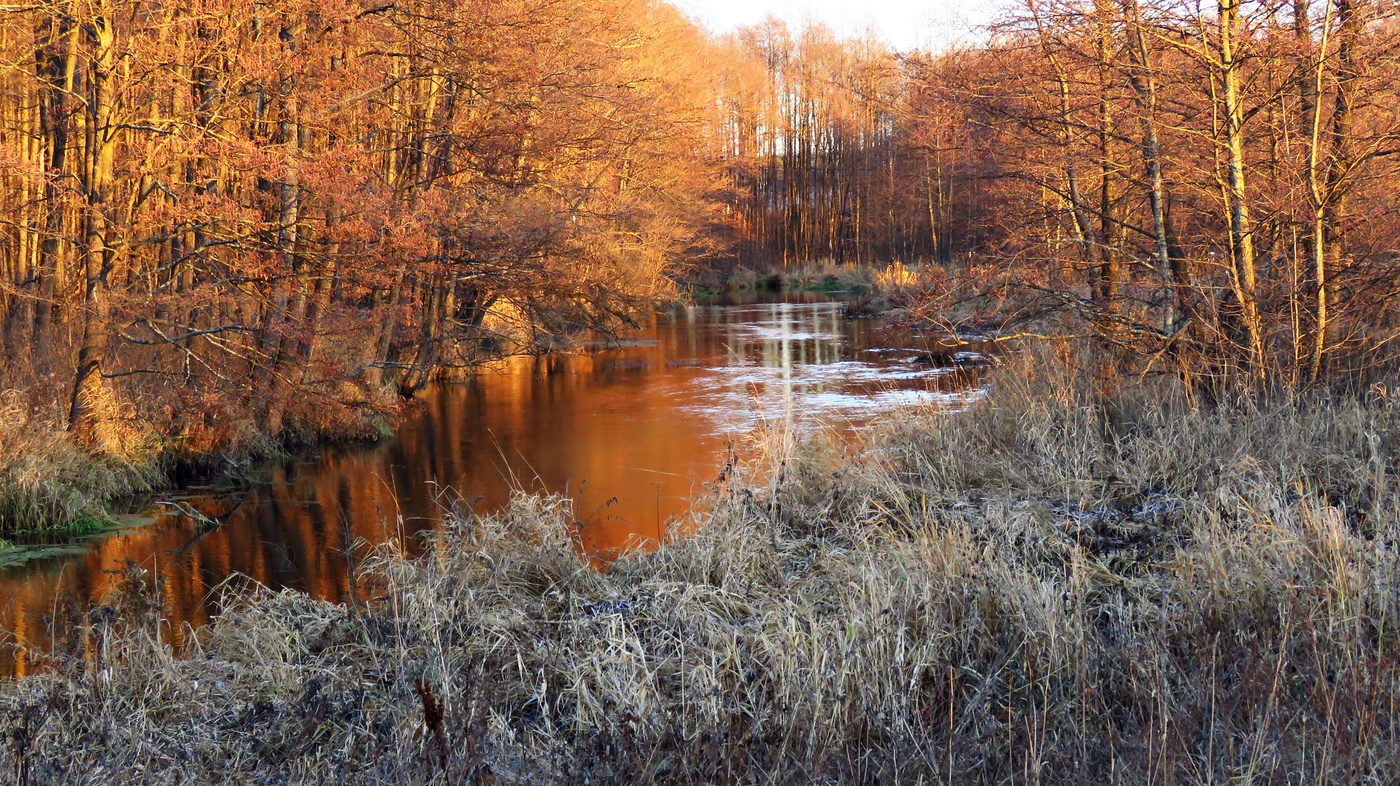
734 325 847 343
677 358 977 435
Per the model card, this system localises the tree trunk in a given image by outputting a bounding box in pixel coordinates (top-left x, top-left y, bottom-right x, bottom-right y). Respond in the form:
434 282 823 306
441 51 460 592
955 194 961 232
68 7 123 454
1315 0 1359 379
1122 0 1181 334
1218 0 1267 385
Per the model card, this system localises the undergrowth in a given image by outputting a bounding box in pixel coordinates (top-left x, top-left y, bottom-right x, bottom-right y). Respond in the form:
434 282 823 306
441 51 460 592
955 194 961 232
3 346 1399 783
0 390 160 541
0 379 396 544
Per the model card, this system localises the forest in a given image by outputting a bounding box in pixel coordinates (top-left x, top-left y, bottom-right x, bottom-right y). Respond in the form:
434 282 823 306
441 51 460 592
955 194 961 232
5 0 1400 782
0 0 720 467
720 0 1400 387
1 0 1398 473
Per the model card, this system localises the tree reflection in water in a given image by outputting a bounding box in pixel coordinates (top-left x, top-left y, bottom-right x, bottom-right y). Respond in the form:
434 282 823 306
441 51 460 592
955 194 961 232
0 294 983 675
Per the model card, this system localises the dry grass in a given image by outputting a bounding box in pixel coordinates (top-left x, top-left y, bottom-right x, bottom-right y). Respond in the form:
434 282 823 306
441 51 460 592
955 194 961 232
0 327 393 543
779 260 875 293
3 345 1400 783
0 390 160 542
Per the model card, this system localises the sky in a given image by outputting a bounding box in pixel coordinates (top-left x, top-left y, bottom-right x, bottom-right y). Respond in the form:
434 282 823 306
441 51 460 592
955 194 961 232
671 0 1005 52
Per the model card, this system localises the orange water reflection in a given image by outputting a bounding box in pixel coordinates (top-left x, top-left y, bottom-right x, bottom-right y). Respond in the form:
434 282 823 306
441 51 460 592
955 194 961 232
0 295 981 676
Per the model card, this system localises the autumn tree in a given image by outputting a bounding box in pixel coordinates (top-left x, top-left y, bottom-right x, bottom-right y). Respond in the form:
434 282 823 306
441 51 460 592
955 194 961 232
0 0 720 456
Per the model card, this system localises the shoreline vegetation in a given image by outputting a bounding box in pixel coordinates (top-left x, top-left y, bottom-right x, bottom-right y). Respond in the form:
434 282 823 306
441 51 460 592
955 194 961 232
0 256 908 558
0 378 384 557
687 260 882 298
0 390 162 550
0 259 896 560
4 347 1399 782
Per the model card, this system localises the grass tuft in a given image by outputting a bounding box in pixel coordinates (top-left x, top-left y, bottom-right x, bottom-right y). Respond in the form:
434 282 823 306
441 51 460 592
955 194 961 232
0 390 160 541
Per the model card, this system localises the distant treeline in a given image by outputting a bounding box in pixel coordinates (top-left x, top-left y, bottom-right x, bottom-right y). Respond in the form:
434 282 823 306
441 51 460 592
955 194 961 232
716 25 986 267
716 2 1400 385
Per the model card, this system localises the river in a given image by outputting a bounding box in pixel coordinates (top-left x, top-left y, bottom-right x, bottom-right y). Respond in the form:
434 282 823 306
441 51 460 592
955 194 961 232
0 293 984 675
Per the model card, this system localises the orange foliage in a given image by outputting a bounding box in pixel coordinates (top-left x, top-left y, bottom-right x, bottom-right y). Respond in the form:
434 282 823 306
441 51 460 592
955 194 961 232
0 0 724 454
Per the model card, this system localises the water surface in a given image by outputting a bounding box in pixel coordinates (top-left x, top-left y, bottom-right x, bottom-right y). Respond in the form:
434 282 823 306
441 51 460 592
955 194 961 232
0 294 981 675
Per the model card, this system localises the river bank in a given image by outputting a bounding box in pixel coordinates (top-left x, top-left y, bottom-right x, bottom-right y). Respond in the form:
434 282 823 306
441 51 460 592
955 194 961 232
687 259 908 298
0 395 161 549
4 346 1397 783
0 383 400 563
0 294 977 673
0 270 922 562
0 283 722 557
